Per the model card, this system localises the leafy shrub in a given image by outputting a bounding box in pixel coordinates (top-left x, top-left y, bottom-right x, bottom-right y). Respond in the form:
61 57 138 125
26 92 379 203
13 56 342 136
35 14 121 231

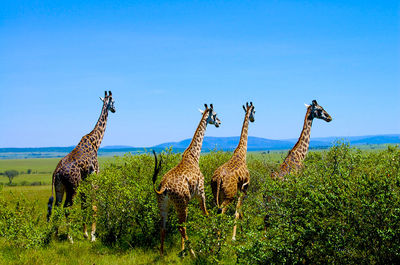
234 143 400 264
1 144 399 264
0 194 52 248
77 149 183 249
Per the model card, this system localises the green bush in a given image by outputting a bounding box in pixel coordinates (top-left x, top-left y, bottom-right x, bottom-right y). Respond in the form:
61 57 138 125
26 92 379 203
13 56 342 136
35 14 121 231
77 149 183 249
233 143 400 264
0 194 52 248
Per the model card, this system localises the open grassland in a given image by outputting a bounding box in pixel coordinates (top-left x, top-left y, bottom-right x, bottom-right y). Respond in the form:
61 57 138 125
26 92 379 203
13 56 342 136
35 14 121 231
0 157 116 186
1 144 399 264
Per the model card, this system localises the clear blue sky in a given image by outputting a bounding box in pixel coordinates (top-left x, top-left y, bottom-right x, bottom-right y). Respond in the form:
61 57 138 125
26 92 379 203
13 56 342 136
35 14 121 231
0 0 399 148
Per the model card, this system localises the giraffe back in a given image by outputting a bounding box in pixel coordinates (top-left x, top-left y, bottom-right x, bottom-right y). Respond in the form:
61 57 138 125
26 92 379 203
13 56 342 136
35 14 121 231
211 154 250 202
53 134 99 187
158 158 204 200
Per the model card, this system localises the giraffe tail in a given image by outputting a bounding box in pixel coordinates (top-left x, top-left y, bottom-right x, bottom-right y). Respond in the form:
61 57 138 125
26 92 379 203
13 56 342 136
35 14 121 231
152 150 165 195
47 172 56 222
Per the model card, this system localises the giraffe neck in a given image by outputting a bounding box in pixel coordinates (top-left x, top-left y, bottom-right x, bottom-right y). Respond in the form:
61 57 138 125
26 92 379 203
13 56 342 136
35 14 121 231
88 101 109 151
289 107 313 161
234 110 250 159
182 111 209 163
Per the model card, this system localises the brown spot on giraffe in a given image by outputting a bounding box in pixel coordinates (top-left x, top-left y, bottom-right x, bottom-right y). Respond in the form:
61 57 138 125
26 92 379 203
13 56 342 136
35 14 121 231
211 102 255 240
152 104 221 256
47 91 116 242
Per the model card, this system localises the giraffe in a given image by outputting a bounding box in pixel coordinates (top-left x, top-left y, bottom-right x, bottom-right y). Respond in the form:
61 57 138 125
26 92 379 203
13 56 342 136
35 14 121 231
46 91 116 242
265 100 332 228
152 104 221 256
272 100 332 180
211 102 255 241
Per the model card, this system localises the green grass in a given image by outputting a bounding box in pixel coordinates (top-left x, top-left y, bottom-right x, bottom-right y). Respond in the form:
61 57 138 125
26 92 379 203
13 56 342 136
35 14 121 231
0 157 116 186
0 158 60 173
0 237 192 265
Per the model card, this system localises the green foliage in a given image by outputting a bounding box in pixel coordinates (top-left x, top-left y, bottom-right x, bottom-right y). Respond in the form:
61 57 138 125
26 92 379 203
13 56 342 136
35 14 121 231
77 149 183 249
234 143 400 264
0 194 52 248
1 144 400 264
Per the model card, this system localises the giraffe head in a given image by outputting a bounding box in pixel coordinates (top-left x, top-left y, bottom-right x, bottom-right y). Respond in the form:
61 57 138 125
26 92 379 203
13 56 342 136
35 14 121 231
201 104 221 128
242 102 255 122
305 100 332 122
99 91 116 113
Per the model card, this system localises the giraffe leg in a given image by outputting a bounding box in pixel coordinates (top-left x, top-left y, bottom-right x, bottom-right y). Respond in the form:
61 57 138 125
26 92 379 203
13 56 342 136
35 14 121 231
64 189 75 244
219 198 233 215
91 204 97 242
53 183 65 236
198 193 209 216
80 193 89 239
80 192 97 242
158 195 169 256
90 164 99 242
198 177 208 216
54 182 65 207
232 194 244 241
176 206 195 257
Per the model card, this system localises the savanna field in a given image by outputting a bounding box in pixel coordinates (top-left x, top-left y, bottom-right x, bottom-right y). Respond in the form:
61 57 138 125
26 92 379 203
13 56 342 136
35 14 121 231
0 143 399 264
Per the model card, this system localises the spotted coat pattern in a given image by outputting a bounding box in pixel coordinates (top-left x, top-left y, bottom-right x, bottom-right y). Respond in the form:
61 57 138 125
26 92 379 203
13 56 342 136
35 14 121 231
52 95 112 206
47 91 115 241
154 105 220 255
272 100 332 180
211 103 254 240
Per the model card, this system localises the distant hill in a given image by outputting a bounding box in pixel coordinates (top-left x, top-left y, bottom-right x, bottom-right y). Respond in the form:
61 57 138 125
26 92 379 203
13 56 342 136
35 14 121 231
153 134 400 151
153 136 295 151
0 134 398 159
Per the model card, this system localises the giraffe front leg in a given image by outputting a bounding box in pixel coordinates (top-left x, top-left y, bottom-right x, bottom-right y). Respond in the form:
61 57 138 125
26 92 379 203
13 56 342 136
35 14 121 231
197 176 208 216
90 159 99 242
90 205 97 242
232 194 244 241
92 158 99 174
81 193 89 239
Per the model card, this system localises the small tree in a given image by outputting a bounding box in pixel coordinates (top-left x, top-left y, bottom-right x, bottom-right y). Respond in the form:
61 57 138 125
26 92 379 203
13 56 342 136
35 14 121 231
27 169 32 174
4 170 19 185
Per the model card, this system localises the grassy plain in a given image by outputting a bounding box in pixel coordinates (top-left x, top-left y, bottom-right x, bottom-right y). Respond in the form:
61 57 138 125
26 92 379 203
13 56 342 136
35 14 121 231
0 157 115 185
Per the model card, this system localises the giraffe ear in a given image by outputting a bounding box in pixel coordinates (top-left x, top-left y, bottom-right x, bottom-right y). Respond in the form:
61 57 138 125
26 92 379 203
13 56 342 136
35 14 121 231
198 109 204 114
304 103 310 108
99 97 104 102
